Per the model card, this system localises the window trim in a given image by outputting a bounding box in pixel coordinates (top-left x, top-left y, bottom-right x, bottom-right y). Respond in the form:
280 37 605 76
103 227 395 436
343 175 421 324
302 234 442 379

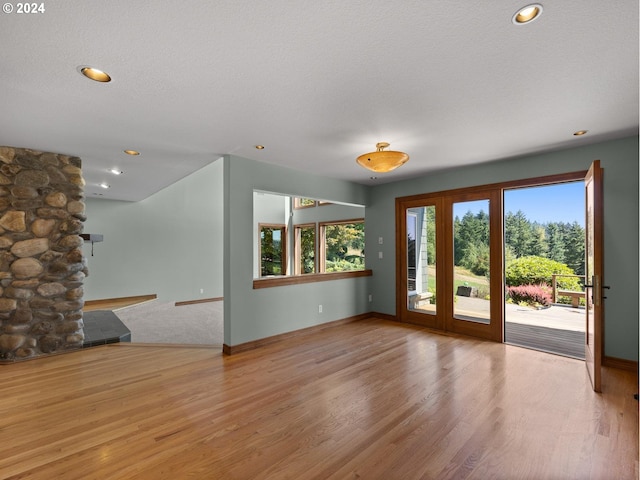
254 217 368 289
319 218 365 273
259 223 287 277
294 222 317 275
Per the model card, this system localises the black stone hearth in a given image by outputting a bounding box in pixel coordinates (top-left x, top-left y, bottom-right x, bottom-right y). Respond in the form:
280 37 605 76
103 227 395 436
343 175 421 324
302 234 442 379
83 310 131 347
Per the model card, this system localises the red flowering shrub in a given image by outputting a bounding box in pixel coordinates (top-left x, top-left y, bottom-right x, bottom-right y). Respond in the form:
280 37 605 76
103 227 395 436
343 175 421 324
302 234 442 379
506 284 551 308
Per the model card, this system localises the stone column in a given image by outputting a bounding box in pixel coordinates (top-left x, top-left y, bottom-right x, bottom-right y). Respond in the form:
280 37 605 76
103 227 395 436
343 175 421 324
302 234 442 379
0 147 87 362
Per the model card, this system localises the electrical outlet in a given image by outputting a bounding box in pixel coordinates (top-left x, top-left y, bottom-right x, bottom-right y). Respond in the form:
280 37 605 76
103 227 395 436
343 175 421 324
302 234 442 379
378 236 383 244
368 294 372 302
378 251 383 259
318 304 323 313
200 288 204 294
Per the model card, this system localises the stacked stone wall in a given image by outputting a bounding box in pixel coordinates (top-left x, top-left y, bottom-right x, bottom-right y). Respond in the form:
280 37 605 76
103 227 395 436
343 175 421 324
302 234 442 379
0 146 87 362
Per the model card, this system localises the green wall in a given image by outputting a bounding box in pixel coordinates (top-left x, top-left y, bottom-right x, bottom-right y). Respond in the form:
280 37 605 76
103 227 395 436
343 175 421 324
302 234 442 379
366 136 639 361
83 159 224 302
223 155 370 346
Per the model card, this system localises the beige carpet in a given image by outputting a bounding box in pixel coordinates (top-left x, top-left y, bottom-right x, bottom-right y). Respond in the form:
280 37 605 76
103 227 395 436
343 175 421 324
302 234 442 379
114 300 223 346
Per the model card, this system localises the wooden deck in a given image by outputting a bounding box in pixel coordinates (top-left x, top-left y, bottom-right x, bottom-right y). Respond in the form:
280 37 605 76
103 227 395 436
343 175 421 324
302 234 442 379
415 297 587 359
0 317 636 479
505 322 585 359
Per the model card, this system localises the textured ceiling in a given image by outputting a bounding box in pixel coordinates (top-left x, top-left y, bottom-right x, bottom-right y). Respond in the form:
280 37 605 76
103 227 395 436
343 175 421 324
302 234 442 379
0 1 638 201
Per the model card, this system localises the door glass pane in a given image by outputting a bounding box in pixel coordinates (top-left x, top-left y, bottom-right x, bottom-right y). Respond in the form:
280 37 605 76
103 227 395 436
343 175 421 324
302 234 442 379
453 200 490 323
407 206 436 314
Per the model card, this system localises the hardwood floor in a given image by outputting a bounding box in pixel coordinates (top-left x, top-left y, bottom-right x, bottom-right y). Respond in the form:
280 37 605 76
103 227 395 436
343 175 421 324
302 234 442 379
0 318 636 479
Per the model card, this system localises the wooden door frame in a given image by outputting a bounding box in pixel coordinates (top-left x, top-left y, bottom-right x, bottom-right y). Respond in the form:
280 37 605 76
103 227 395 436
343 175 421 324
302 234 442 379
395 170 588 344
395 197 444 330
584 160 604 392
443 189 503 341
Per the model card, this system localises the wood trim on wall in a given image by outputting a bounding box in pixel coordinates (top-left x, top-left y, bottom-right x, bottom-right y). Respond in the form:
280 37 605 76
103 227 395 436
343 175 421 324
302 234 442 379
396 170 588 204
253 269 372 289
370 311 397 322
175 297 223 307
603 356 638 372
223 313 371 355
84 294 157 312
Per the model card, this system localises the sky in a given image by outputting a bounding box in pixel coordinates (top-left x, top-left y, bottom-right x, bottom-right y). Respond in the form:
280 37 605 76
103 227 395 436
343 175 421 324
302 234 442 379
453 181 585 226
504 182 584 225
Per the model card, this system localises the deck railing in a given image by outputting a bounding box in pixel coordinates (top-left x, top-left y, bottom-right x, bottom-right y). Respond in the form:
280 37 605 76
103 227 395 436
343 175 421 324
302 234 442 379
551 273 585 307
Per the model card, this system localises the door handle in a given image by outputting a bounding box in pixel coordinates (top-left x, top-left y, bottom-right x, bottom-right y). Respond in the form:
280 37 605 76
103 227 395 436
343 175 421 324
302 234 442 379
584 280 609 304
586 276 601 306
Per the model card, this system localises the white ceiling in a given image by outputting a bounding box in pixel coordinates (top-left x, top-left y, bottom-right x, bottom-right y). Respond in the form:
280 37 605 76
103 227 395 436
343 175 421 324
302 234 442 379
1 1 637 201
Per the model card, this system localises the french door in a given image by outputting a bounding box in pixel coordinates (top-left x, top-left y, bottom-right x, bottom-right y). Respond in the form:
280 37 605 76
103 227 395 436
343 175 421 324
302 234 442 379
397 167 603 360
397 191 502 342
399 197 444 331
444 191 502 340
584 160 604 392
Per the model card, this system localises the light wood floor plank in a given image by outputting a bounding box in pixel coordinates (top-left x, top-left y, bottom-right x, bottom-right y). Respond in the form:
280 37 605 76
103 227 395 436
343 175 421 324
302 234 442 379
0 318 636 479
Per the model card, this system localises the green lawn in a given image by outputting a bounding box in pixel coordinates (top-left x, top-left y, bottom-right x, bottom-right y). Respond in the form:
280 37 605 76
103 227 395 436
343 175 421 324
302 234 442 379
424 265 489 293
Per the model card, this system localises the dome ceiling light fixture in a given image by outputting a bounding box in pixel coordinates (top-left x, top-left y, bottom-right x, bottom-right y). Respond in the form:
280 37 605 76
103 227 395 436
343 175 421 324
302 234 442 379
79 66 112 83
512 4 543 25
356 142 409 173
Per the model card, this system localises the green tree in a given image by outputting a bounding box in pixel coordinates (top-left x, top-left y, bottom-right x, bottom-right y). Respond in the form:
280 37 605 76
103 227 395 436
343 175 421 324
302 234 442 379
325 222 364 263
260 227 283 276
529 224 548 257
563 221 585 276
454 210 489 265
545 222 566 264
505 256 581 290
300 226 315 273
460 241 490 276
505 210 534 258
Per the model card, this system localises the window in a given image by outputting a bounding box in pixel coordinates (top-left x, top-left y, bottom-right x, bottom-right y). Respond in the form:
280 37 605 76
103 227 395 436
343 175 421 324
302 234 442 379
294 197 316 209
319 220 365 272
294 223 316 274
253 191 371 289
259 224 286 276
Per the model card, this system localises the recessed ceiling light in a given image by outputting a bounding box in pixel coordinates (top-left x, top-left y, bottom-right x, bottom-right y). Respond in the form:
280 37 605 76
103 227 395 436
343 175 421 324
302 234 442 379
124 149 140 156
512 4 543 24
108 168 123 175
99 183 110 189
573 130 588 136
255 145 265 150
79 66 112 83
